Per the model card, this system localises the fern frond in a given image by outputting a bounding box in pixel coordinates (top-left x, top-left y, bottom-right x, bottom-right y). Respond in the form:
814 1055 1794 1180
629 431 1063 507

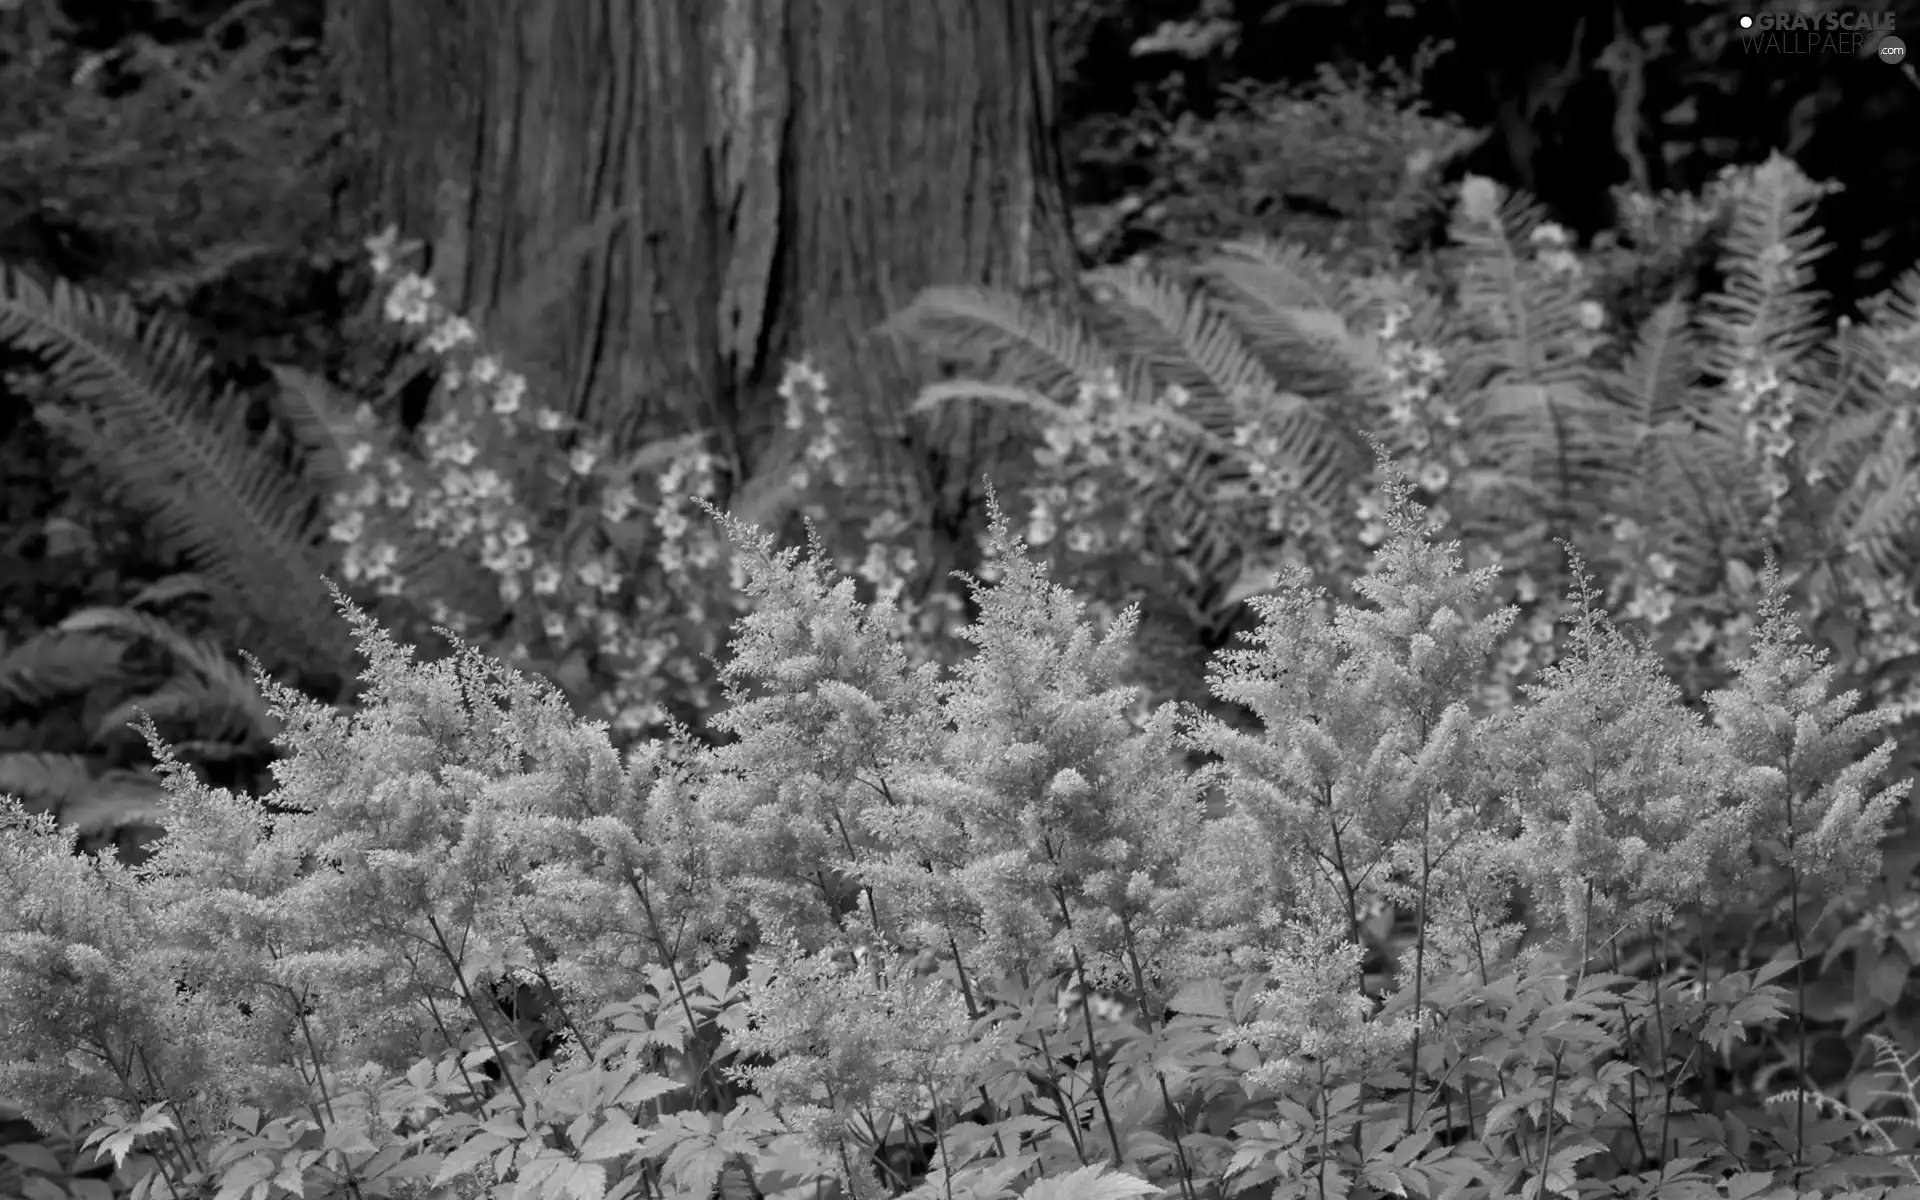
1646 433 1761 568
127 573 214 611
1696 153 1833 386
58 606 277 748
1086 263 1358 515
1819 412 1920 579
1604 300 1701 434
0 629 134 712
93 675 273 751
1448 179 1594 384
1588 298 1744 549
895 280 1256 624
1861 265 1920 361
1203 238 1387 404
1432 177 1621 537
0 752 166 837
267 364 376 489
0 264 346 675
0 752 98 815
1087 263 1281 419
889 284 1140 403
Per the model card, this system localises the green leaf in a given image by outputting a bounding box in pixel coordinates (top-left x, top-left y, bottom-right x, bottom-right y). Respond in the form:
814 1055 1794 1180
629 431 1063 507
1869 947 1911 1006
1021 1163 1162 1200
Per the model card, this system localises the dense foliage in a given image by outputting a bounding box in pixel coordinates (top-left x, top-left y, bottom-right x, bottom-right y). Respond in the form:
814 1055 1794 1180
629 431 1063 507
6 1 1920 1198
3 475 1915 1200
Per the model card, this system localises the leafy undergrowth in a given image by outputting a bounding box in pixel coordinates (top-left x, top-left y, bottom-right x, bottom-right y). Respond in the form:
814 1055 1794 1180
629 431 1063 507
3 464 1919 1200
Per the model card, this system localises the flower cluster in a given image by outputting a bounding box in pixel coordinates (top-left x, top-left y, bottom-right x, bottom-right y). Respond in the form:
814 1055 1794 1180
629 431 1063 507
2 460 1910 1200
1359 285 1461 549
1023 369 1142 549
324 228 763 736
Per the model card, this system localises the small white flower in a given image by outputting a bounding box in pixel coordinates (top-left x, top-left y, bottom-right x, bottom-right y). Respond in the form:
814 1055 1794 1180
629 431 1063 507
328 511 364 543
1578 300 1605 330
532 563 563 595
424 315 477 354
569 446 598 476
364 226 401 276
777 359 830 410
345 441 374 472
534 406 567 432
492 372 526 415
382 275 436 325
470 355 500 385
601 485 638 524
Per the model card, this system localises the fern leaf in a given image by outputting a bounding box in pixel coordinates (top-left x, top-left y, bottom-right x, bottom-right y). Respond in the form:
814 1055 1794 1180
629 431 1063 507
1089 263 1361 517
1823 412 1920 577
266 364 377 488
0 629 134 711
58 606 278 746
0 753 165 839
0 752 167 837
1203 238 1387 401
890 285 1132 403
0 264 347 675
1087 262 1284 417
1446 178 1595 394
1696 153 1833 387
1860 265 1920 366
1605 300 1700 434
127 573 214 611
0 752 98 814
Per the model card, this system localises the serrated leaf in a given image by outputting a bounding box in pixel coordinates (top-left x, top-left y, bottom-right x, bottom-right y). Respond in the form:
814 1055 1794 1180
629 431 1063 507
1022 1163 1161 1200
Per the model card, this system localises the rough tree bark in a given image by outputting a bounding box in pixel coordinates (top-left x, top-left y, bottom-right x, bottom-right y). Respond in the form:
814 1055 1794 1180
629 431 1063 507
326 0 1076 547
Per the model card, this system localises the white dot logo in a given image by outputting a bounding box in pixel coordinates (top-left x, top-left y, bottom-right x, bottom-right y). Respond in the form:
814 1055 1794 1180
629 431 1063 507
1739 14 1753 26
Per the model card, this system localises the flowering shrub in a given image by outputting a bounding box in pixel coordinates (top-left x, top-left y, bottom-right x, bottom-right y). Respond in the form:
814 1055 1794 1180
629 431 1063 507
907 151 1920 775
2 460 1913 1200
316 231 967 744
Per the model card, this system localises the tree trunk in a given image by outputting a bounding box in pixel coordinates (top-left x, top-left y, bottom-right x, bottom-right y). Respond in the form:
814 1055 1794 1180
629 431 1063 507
326 0 1075 546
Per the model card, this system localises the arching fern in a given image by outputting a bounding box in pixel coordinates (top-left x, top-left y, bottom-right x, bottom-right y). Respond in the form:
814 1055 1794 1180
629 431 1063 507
889 152 1920 671
0 264 347 679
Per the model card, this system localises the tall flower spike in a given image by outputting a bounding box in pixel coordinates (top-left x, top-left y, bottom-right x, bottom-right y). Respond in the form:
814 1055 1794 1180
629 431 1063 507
1501 546 1742 951
1707 559 1909 898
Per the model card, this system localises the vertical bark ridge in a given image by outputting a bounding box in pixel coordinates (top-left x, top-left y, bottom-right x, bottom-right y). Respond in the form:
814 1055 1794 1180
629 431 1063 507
330 0 1073 550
